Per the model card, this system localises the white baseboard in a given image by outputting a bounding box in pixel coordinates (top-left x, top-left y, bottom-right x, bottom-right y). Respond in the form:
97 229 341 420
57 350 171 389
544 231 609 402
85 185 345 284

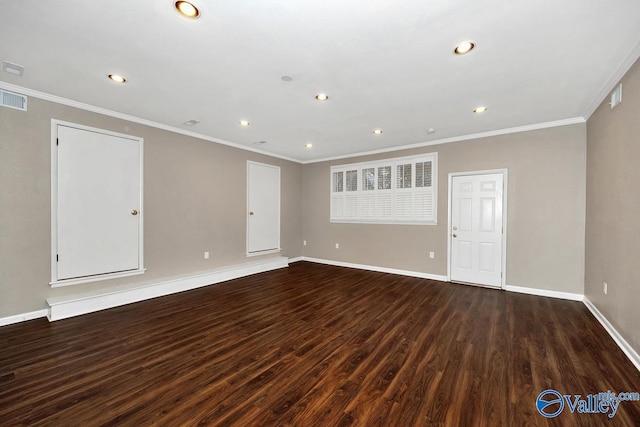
296 256 449 282
0 309 49 327
288 256 304 263
583 297 640 372
47 256 289 321
505 284 584 301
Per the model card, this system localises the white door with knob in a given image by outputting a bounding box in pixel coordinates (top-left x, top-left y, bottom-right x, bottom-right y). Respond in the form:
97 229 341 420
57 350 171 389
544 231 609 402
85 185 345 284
52 122 144 285
247 161 280 255
449 171 505 288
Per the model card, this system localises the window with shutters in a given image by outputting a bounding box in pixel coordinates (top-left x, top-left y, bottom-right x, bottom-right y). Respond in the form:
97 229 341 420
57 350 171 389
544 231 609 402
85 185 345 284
330 153 437 224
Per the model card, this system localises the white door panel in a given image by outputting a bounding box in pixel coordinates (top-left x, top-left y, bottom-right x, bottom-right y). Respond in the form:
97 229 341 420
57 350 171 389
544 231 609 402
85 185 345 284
247 162 280 254
450 173 504 287
56 125 141 281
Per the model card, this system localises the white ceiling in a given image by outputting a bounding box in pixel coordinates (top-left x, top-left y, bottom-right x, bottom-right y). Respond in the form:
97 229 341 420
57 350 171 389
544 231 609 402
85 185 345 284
2 0 640 162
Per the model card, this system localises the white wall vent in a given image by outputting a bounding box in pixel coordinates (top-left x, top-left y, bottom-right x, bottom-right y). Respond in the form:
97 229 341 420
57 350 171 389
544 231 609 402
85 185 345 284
0 89 28 111
610 84 622 109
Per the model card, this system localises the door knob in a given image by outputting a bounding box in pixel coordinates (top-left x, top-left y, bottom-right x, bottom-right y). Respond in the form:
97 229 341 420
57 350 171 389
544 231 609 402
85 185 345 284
453 234 457 238
249 211 254 216
131 209 138 216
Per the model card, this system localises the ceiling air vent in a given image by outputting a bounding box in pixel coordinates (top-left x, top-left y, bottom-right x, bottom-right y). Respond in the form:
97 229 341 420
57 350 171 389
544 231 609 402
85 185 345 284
0 89 28 111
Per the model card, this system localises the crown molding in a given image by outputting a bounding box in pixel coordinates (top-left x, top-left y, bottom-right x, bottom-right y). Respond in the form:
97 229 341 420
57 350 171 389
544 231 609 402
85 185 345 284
301 117 586 164
1 81 586 165
0 81 300 163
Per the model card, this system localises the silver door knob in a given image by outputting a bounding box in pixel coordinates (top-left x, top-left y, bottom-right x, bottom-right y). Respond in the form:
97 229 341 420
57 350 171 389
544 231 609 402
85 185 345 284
131 209 138 215
453 234 457 238
249 211 254 216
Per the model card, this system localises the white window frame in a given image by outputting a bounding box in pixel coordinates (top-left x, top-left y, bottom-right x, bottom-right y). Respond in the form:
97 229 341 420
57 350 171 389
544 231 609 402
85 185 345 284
330 153 438 225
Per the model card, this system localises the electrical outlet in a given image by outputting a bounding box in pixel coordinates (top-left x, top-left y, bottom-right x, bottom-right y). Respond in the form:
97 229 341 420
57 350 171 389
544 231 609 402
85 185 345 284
603 282 608 295
303 240 307 246
204 251 209 259
429 251 435 259
335 243 340 249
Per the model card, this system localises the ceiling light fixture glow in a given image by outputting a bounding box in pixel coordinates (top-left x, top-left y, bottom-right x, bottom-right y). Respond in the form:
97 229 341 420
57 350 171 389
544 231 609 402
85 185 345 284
427 128 436 134
108 74 126 83
373 129 383 135
239 120 250 126
454 40 476 55
473 106 488 113
175 1 200 18
305 143 313 148
315 93 329 101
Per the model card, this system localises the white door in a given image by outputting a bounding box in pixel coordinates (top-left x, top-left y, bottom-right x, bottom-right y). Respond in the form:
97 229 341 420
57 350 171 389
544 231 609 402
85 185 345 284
55 124 142 281
450 173 504 288
247 161 280 254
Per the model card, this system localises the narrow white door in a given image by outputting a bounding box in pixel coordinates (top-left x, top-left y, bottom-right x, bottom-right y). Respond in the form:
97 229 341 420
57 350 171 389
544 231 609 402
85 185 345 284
247 161 280 254
55 125 142 281
450 173 504 287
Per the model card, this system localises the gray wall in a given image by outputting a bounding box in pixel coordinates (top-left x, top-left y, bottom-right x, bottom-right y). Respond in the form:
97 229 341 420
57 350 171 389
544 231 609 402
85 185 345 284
302 124 587 294
0 97 303 318
0 94 591 320
585 57 640 353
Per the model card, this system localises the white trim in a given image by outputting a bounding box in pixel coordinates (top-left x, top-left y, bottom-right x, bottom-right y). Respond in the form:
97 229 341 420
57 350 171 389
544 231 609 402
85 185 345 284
447 169 508 289
47 257 289 321
50 120 145 286
298 257 449 282
583 39 640 119
0 309 49 327
505 284 583 301
0 81 299 163
302 118 585 164
288 256 304 263
583 298 640 372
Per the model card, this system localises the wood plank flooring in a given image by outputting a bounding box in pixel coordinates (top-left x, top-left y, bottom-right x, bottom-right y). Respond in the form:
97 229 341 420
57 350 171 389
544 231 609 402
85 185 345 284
1 262 640 426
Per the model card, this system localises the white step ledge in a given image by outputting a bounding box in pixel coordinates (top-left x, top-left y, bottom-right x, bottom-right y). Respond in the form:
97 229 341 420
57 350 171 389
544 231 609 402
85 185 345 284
47 256 289 321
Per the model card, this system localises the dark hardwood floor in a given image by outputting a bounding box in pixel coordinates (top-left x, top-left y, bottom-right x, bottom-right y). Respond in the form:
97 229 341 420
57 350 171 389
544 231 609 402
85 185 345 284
1 262 639 426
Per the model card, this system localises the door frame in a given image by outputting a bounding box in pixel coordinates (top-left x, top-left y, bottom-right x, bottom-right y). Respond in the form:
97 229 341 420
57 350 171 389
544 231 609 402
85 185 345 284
50 120 145 287
246 160 281 257
447 169 508 289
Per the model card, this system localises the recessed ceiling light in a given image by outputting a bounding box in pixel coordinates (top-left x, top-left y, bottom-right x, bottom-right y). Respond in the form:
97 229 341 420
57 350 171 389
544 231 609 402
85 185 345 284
315 93 329 101
454 40 476 55
305 143 313 149
183 119 199 126
427 128 436 134
108 74 126 83
239 120 250 126
373 129 383 135
175 1 200 18
473 106 488 113
281 75 293 82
